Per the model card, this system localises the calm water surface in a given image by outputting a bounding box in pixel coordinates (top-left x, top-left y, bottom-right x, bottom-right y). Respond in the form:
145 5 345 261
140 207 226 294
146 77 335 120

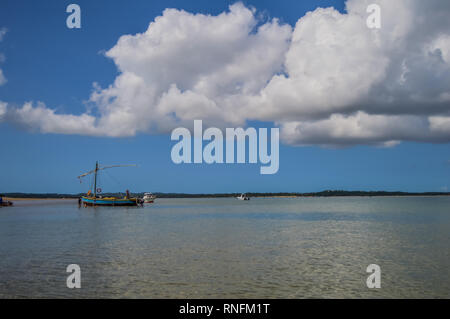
0 197 449 298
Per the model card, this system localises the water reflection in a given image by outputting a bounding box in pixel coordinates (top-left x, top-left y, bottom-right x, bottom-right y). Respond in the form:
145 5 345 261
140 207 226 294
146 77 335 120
0 197 449 298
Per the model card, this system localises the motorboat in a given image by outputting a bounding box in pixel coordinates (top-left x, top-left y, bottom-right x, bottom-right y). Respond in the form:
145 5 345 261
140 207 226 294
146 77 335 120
143 192 156 203
236 193 250 200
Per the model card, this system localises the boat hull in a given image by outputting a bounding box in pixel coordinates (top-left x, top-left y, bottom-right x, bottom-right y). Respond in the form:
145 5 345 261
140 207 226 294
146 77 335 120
0 202 13 207
81 196 139 207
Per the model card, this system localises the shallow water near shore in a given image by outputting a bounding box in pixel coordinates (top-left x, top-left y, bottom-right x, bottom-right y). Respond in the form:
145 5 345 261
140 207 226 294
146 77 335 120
0 196 449 298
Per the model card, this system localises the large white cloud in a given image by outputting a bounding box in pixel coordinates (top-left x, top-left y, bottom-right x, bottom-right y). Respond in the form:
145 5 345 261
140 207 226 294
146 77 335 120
280 112 450 147
3 1 450 147
87 3 292 136
245 6 389 121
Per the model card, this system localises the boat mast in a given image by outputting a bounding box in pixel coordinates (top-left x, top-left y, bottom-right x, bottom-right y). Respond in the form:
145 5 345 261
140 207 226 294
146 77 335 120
77 163 137 196
93 161 98 198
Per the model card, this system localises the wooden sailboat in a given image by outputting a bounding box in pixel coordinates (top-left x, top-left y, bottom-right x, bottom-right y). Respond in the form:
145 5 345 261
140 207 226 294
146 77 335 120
78 162 143 207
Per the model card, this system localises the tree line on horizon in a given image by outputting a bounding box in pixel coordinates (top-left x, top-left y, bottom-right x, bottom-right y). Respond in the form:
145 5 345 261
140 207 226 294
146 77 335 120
2 190 450 199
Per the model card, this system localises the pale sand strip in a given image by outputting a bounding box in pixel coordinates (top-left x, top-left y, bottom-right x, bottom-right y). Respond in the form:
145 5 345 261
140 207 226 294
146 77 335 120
4 198 76 201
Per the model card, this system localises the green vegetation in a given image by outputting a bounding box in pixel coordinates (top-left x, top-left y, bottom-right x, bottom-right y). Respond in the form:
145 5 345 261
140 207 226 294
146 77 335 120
2 190 450 199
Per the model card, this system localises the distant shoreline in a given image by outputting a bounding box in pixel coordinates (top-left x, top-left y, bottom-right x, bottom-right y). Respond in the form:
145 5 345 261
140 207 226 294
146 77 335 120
2 191 450 200
4 197 76 201
4 196 450 201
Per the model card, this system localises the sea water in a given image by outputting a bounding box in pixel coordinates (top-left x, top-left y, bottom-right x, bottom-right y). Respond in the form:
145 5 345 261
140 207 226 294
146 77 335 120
0 197 449 298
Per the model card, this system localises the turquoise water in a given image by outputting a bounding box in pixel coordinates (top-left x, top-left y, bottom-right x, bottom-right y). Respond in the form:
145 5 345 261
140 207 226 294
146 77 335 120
0 197 449 298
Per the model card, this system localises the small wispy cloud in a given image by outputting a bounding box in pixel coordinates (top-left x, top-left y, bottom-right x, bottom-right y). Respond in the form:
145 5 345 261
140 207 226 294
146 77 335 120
0 70 6 86
0 101 7 122
0 28 6 42
0 27 7 86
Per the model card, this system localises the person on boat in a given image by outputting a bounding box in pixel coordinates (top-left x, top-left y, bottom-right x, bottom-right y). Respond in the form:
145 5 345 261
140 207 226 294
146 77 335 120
125 189 130 199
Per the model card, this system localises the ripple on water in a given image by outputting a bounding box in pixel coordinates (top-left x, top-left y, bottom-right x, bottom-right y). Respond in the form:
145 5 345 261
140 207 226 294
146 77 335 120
0 197 449 298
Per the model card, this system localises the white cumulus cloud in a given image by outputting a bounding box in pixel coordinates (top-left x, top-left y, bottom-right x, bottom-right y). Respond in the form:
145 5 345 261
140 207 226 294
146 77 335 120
2 1 450 147
280 112 450 147
5 102 98 135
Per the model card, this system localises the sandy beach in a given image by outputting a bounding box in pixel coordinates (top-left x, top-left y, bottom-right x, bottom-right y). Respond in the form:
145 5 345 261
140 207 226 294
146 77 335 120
4 198 76 201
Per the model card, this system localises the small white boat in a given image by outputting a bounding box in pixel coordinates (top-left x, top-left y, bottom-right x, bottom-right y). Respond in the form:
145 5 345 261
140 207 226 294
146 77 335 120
236 193 250 200
143 193 156 203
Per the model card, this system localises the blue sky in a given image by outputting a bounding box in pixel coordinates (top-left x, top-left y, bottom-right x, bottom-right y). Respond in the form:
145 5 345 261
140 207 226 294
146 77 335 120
0 0 449 194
